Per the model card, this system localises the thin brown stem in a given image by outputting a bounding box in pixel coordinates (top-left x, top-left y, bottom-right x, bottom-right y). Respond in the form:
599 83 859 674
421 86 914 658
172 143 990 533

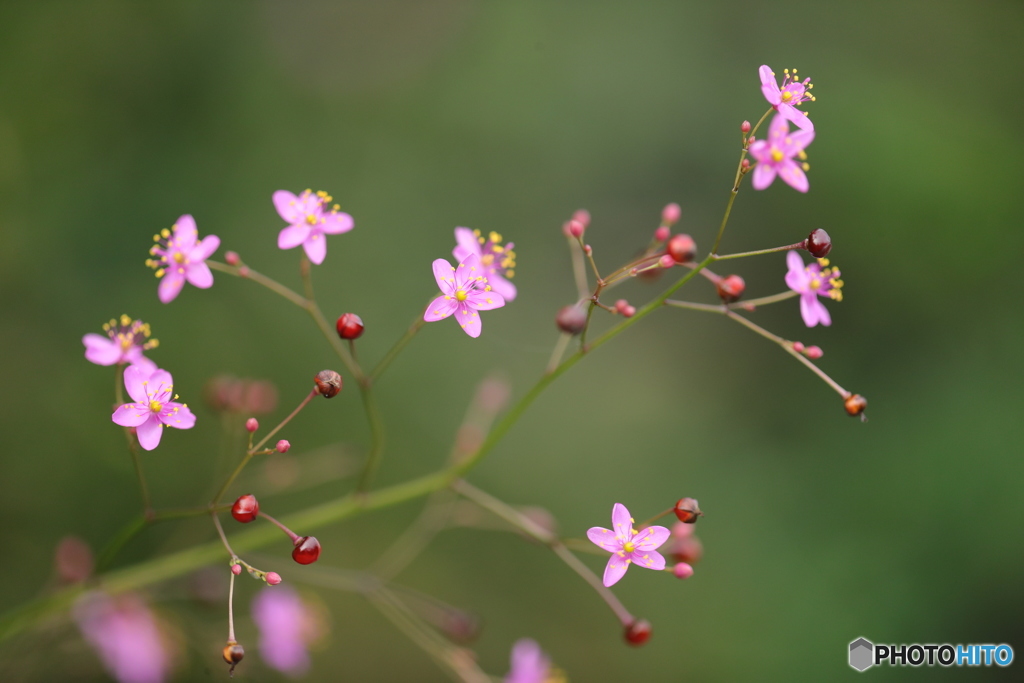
568 237 589 300
211 512 236 558
258 511 300 544
713 242 806 261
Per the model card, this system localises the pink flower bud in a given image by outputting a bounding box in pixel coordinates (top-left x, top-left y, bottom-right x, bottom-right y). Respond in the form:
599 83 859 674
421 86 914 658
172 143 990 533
276 439 291 453
740 158 751 171
653 226 670 242
621 305 636 318
225 251 240 266
659 254 675 269
568 219 585 238
238 265 250 278
245 418 259 433
792 341 805 353
671 521 694 539
231 564 242 575
740 120 751 133
661 202 681 226
805 345 823 359
615 299 630 314
716 274 746 303
572 209 591 229
666 234 697 264
673 562 695 579
555 306 587 335
583 244 592 256
265 571 282 585
55 536 94 583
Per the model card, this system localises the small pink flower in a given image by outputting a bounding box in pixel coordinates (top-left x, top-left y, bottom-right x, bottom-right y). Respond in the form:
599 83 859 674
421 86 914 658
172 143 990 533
759 65 816 132
424 253 506 338
453 227 517 301
73 592 171 683
252 585 319 677
505 639 551 683
112 366 196 451
587 503 670 587
145 215 220 303
274 189 354 265
749 114 814 193
83 315 158 373
785 251 844 327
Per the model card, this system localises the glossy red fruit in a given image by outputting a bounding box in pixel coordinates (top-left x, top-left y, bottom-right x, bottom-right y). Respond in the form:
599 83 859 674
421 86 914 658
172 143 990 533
806 229 832 258
292 536 321 565
556 306 587 335
666 234 696 263
336 313 365 340
673 497 703 524
716 274 746 303
231 494 259 523
624 619 652 646
314 370 342 398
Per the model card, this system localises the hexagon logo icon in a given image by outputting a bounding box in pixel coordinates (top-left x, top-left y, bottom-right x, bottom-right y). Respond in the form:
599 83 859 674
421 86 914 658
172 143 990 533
849 637 874 671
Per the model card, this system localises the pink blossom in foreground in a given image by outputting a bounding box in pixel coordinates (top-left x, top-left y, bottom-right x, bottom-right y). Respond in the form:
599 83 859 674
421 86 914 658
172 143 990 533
112 366 195 451
274 189 354 265
505 639 552 683
587 503 670 587
454 228 518 302
252 586 317 677
785 251 844 327
424 253 506 338
83 315 158 373
145 215 220 303
748 114 814 193
759 65 816 132
73 592 170 683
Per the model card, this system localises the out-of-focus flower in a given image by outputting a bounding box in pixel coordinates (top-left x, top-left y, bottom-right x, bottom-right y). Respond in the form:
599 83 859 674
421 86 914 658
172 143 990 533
203 375 278 415
453 227 517 301
83 315 158 373
749 114 814 192
145 215 220 303
587 503 670 587
505 639 555 683
423 254 506 338
274 189 354 265
112 367 195 451
785 251 843 327
252 586 319 677
758 65 815 132
73 592 170 683
54 536 94 583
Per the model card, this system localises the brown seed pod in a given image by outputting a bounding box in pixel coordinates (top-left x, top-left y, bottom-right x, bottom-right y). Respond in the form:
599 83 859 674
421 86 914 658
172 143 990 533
314 370 343 398
844 394 868 418
673 497 703 524
222 641 244 665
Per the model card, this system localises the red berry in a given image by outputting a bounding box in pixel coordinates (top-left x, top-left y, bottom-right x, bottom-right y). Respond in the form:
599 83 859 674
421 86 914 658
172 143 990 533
314 370 342 398
673 497 702 524
624 619 652 646
245 417 259 433
555 306 587 335
716 274 745 303
806 229 832 258
336 313 365 340
231 494 259 523
844 394 867 417
292 536 321 564
666 234 696 263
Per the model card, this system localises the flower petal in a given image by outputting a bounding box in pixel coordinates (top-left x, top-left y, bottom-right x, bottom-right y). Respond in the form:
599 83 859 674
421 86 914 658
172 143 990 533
751 163 777 191
302 233 327 264
777 159 809 193
454 253 482 289
453 227 481 264
454 305 482 338
465 290 505 311
629 549 666 571
602 554 630 587
488 274 517 302
320 211 353 235
83 334 122 366
135 416 163 451
143 370 174 402
800 292 821 327
186 262 214 289
432 258 457 292
767 113 789 145
611 503 633 541
779 102 814 132
587 527 622 553
112 403 150 427
423 295 458 322
173 215 198 250
123 365 151 404
189 235 220 262
785 251 807 293
161 402 196 429
633 525 670 551
273 190 302 223
759 65 781 104
278 224 311 250
158 271 186 303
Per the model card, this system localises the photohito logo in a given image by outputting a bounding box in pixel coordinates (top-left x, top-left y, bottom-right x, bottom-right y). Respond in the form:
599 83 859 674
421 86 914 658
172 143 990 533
849 637 1014 671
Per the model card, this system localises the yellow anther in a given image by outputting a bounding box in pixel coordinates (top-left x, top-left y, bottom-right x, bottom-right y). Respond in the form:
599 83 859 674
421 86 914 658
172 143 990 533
810 278 821 289
505 269 515 278
455 290 468 302
316 190 327 197
153 234 160 241
489 231 502 244
333 204 340 211
798 150 807 160
173 252 185 263
802 162 810 171
492 245 504 253
305 214 318 225
155 269 165 277
782 91 793 101
817 258 830 267
771 149 784 162
623 542 635 553
160 228 170 238
149 400 162 413
473 229 481 237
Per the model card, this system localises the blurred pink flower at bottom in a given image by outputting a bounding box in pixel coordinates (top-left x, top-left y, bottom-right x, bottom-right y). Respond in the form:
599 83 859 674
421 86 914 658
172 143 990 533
73 592 170 683
252 585 320 677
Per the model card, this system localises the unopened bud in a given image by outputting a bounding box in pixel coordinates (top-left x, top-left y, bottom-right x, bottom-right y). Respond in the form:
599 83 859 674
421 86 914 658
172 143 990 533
659 254 675 269
673 497 702 524
238 265 250 278
276 439 291 453
844 394 868 418
805 228 832 258
624 619 652 646
555 306 587 335
571 208 591 229
222 641 245 667
805 345 823 359
673 562 695 579
265 571 282 585
568 219 585 238
245 417 259 433
583 244 592 256
225 251 240 266
54 536 94 583
740 158 751 172
230 563 242 575
314 370 342 398
335 313 365 340
661 202 681 226
671 535 703 564
671 521 694 539
653 226 670 242
716 274 746 303
792 341 805 353
615 300 636 318
741 120 751 133
666 234 696 263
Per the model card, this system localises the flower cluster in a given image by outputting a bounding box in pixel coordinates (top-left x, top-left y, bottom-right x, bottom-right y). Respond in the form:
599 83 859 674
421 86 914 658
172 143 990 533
83 315 159 373
785 251 844 327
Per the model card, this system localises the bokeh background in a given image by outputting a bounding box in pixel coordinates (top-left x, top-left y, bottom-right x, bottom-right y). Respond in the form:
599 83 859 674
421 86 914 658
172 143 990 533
1 1 1022 680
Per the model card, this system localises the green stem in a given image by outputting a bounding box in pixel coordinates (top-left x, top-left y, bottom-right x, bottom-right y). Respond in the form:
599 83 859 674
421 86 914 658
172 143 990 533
713 241 805 261
115 366 152 515
568 236 589 299
94 515 147 572
207 260 308 309
370 318 426 382
354 386 386 493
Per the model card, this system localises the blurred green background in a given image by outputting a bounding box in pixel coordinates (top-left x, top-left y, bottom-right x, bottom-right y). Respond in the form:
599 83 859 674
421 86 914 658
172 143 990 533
1 1 1022 680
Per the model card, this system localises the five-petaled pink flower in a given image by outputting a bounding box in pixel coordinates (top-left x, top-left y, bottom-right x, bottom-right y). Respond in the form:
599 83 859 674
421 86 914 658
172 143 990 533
759 65 816 132
785 251 844 327
453 228 517 302
145 215 220 304
252 586 320 677
112 366 196 451
505 639 553 683
73 592 171 683
587 503 670 587
749 114 814 193
83 315 158 374
274 189 354 265
424 253 506 338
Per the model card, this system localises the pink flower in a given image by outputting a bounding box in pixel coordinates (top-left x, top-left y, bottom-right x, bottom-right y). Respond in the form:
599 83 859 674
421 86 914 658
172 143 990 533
112 366 196 451
83 315 158 373
587 503 670 587
749 114 814 193
424 253 506 338
505 639 552 683
252 586 318 677
274 189 354 265
73 592 171 683
785 251 844 327
145 215 220 303
453 228 517 302
759 65 816 132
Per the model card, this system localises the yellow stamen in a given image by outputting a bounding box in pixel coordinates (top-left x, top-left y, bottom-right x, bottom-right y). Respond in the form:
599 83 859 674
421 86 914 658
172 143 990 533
149 400 162 413
771 148 784 162
623 542 635 553
781 91 793 101
455 290 468 302
305 214 318 225
173 252 185 263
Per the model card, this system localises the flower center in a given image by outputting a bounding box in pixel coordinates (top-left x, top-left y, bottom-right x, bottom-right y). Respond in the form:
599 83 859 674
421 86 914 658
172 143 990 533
623 541 636 553
455 290 468 302
173 252 185 264
305 214 318 225
771 148 784 163
781 91 793 102
149 400 163 413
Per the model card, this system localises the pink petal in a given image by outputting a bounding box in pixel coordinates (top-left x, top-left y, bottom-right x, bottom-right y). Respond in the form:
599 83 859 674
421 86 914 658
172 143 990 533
784 128 815 154
785 251 807 292
452 227 481 264
816 300 832 327
602 554 630 587
454 305 482 338
123 365 151 404
320 211 353 235
158 271 186 303
173 215 198 251
629 548 666 571
767 113 789 145
800 292 820 327
777 159 809 193
778 102 814 132
454 253 483 289
423 295 458 322
160 402 196 429
487 274 517 302
186 262 214 289
135 416 163 451
432 258 456 292
112 403 150 427
83 334 122 366
751 163 777 191
126 353 157 375
465 290 505 311
587 527 622 553
278 224 311 250
273 190 302 223
145 370 174 402
189 235 220 262
747 139 770 163
633 525 670 551
302 233 327 265
759 65 781 104
611 503 633 541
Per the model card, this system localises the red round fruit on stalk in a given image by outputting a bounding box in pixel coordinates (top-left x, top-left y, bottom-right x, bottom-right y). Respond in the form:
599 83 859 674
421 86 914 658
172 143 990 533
674 497 702 524
716 274 746 303
292 536 321 565
806 228 832 258
666 234 697 263
222 641 244 665
844 394 868 417
624 619 652 646
314 370 342 398
336 313 365 340
231 494 259 523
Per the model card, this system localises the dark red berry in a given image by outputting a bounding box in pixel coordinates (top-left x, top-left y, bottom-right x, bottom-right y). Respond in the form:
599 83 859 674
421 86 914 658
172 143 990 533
555 306 588 335
624 619 652 646
716 274 745 303
314 370 342 398
292 536 321 564
806 229 832 258
674 497 703 524
231 494 259 523
844 394 867 417
336 313 365 340
666 234 697 264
